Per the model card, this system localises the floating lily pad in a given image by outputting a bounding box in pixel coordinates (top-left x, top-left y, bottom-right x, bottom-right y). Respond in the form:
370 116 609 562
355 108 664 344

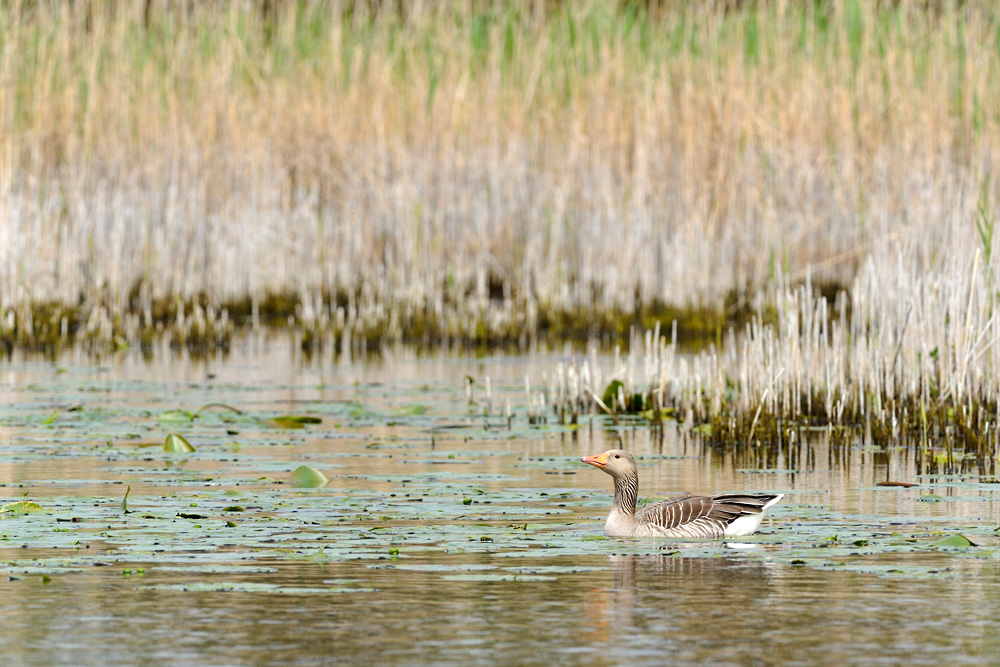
441 573 558 582
288 415 322 424
269 415 321 429
372 563 497 572
159 409 195 423
164 433 195 453
153 565 279 574
396 405 430 417
1 501 45 515
640 407 677 421
291 465 329 488
933 534 977 548
139 582 355 594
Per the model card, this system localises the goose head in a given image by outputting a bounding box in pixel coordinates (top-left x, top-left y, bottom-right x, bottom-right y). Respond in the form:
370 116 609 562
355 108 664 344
581 449 637 479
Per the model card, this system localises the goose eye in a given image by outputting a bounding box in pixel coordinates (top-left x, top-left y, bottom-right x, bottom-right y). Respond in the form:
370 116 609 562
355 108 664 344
614 454 620 459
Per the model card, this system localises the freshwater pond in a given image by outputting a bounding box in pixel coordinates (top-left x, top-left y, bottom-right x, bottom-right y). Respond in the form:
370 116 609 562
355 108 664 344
2 336 1000 666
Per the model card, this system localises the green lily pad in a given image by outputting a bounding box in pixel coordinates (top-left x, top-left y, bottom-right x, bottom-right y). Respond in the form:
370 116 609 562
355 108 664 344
291 465 329 488
933 534 976 548
1 501 45 515
164 433 195 453
396 405 430 417
269 415 320 428
159 409 195 423
268 417 303 428
441 573 558 582
310 548 332 565
285 415 322 424
640 407 676 421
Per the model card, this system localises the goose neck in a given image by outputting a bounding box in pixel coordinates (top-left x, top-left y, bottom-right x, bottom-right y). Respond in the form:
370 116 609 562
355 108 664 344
613 471 638 516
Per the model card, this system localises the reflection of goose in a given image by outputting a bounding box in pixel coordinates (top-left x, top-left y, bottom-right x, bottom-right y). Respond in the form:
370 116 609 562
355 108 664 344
587 554 782 636
581 449 783 538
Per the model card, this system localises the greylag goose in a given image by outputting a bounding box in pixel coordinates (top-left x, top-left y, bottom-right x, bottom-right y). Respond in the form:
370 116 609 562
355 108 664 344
581 449 783 538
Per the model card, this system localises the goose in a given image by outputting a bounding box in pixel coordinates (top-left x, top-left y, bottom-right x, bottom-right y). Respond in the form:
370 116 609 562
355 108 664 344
581 449 783 538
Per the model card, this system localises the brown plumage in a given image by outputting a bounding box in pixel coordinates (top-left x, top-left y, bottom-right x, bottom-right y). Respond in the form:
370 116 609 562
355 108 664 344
581 449 783 538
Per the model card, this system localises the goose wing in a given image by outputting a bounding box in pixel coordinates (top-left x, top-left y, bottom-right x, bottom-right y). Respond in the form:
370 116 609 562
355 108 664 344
709 493 783 514
635 493 720 531
635 493 781 537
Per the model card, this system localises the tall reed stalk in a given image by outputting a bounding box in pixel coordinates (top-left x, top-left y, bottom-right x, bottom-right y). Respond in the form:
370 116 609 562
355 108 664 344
0 1 998 353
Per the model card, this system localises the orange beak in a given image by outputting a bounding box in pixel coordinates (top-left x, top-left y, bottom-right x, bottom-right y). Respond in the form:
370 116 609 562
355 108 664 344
581 452 609 468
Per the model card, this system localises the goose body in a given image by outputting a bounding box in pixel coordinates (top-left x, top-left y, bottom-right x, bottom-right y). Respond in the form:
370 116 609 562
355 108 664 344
581 449 783 539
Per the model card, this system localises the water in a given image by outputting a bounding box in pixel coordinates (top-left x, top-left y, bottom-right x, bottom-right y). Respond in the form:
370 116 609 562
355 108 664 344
2 336 1000 666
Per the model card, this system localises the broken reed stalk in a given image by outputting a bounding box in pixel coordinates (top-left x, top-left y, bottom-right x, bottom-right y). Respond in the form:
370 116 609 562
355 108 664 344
585 384 620 427
750 368 787 446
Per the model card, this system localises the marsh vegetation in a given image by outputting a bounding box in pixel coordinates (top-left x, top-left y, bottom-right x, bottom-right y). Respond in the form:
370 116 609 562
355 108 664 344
3 1 1000 450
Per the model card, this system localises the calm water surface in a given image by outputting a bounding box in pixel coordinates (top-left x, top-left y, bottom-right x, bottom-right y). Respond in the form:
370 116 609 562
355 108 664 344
2 336 999 666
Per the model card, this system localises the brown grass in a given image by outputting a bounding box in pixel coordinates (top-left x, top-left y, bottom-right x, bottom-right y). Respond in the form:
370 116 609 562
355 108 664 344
1 1 999 352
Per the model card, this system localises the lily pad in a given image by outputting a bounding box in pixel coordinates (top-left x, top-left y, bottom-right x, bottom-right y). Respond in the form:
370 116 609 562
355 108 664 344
285 415 322 424
291 465 329 488
269 415 321 429
1 501 45 515
164 433 195 453
396 405 430 417
933 534 977 548
159 409 195 423
441 573 558 582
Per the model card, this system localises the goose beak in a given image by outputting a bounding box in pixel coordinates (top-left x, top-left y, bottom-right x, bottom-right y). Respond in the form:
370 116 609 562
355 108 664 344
581 452 609 468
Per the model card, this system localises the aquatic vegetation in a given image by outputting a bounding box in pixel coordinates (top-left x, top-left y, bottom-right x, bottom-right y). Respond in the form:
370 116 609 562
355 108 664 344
10 344 1000 667
3 346 1000 586
159 410 195 423
518 265 1000 459
291 465 330 488
6 348 1000 667
0 501 45 515
269 415 323 429
163 433 195 453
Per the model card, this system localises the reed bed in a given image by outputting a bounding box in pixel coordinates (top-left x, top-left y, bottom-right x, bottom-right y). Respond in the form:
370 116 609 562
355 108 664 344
524 256 1000 469
5 1 1000 455
2 0 998 353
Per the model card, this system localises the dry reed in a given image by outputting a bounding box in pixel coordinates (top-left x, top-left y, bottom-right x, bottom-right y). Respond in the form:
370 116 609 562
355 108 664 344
1 2 999 399
528 260 1000 468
